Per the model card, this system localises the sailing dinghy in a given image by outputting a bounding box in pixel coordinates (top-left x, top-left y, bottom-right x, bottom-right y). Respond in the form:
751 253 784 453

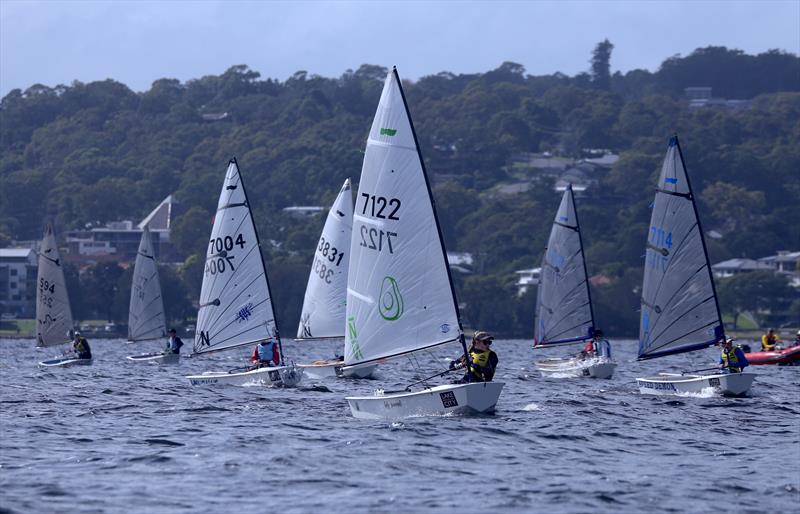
532 184 616 379
295 179 375 379
125 226 174 364
185 158 302 387
343 68 504 419
36 225 86 367
636 136 755 396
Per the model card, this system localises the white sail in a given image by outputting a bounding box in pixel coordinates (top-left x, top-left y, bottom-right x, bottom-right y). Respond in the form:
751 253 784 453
534 184 595 346
128 226 167 342
297 178 353 339
35 224 74 347
344 68 461 367
638 136 724 360
193 159 281 355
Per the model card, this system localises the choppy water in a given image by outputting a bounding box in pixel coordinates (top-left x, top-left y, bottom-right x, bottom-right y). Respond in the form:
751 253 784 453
1 338 798 513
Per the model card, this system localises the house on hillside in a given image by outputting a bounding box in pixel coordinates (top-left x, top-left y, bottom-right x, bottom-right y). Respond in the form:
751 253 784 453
65 195 181 264
711 258 774 278
0 248 37 318
514 267 541 296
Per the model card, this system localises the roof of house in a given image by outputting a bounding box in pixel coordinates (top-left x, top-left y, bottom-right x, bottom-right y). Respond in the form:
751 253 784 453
138 195 175 231
0 248 34 259
711 258 774 271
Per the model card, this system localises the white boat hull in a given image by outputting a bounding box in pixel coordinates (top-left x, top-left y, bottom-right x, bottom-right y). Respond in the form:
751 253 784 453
39 357 93 367
298 361 377 379
186 365 303 388
126 352 180 364
637 372 755 397
346 382 504 420
535 357 616 379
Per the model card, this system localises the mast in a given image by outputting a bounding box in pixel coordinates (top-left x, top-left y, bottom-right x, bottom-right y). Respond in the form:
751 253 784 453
392 67 469 360
232 157 286 363
672 135 725 341
570 184 596 333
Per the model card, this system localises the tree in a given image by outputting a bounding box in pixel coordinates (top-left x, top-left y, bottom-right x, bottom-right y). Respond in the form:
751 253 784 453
81 262 125 321
717 271 796 328
591 39 614 90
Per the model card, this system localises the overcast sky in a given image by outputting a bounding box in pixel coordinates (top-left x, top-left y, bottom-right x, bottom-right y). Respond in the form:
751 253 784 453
1 0 798 96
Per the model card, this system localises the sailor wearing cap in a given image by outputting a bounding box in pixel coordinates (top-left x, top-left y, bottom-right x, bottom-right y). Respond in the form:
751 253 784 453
718 337 748 374
449 331 499 382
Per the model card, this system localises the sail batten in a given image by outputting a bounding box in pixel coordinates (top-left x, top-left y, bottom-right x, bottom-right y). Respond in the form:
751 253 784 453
297 179 353 339
344 68 462 367
193 159 281 356
35 224 74 347
638 136 724 360
128 226 167 343
534 185 595 346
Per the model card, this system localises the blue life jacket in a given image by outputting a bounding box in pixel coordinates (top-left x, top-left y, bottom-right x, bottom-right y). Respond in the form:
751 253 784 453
258 342 275 362
597 340 612 358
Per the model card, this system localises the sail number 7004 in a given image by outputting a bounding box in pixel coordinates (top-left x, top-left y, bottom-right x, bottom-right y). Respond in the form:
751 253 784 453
205 234 247 275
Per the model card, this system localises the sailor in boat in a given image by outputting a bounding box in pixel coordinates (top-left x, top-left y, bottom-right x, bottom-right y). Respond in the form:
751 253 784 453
577 330 610 360
164 328 184 355
71 331 92 360
250 338 280 369
719 338 749 374
449 331 499 383
761 328 782 351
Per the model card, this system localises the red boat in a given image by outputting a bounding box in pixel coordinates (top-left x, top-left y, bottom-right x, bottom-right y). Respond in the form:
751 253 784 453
744 345 800 366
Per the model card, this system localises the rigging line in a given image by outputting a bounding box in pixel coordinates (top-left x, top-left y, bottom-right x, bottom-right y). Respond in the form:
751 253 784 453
647 296 717 350
644 256 705 335
137 294 163 312
201 169 246 307
646 262 708 337
544 304 592 334
133 311 165 331
646 317 719 354
549 280 589 314
544 316 593 341
553 221 578 232
206 305 270 347
205 269 266 334
206 236 260 319
644 217 699 317
656 188 692 199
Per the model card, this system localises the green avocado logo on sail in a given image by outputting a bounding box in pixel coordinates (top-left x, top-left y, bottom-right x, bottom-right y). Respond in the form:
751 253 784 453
379 128 397 136
379 276 404 321
348 316 363 360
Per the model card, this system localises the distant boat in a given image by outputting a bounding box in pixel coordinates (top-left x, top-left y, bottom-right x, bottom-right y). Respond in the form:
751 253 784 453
343 68 503 419
185 158 302 387
636 136 755 396
36 224 86 367
125 226 175 364
295 178 375 379
532 184 615 379
743 345 800 366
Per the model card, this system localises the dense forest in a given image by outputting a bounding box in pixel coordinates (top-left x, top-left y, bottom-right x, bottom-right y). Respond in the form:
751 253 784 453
1 44 799 337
